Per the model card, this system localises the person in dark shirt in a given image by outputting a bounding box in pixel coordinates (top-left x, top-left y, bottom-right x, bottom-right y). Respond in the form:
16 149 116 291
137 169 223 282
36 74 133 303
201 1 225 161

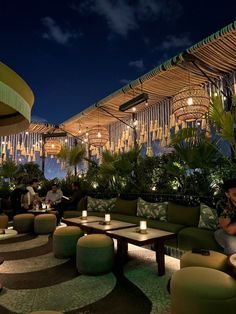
55 181 83 222
214 179 236 254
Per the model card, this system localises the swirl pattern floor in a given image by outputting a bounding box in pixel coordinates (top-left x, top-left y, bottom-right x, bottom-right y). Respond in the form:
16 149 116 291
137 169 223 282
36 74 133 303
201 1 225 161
0 231 179 314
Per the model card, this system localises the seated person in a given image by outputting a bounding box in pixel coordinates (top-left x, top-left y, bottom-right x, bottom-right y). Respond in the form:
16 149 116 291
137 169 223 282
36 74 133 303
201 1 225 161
10 185 29 215
45 183 63 206
21 189 35 211
26 178 41 204
55 181 83 221
214 178 236 255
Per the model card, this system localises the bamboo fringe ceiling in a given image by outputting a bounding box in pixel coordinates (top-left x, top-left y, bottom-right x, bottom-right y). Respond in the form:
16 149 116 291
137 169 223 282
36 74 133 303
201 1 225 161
60 24 236 138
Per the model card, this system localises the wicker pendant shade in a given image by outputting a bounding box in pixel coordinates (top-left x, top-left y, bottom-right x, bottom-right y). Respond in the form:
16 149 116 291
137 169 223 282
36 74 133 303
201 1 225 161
88 126 109 147
44 139 61 156
172 85 210 121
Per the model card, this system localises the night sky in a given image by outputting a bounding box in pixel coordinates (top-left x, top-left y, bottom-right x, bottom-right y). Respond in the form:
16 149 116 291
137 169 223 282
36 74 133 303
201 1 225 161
1 0 236 125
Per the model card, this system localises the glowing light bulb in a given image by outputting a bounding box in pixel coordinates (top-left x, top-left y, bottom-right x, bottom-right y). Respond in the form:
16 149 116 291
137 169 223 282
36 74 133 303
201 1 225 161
97 132 101 138
214 92 218 97
187 97 193 105
145 100 148 106
132 107 136 112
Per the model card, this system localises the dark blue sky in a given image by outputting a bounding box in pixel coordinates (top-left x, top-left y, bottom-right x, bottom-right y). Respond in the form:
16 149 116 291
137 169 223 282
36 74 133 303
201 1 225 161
1 0 236 125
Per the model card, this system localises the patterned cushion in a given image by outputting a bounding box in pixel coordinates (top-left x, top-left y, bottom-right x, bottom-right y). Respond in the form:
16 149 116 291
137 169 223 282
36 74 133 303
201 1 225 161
137 198 168 221
198 203 218 230
87 196 116 212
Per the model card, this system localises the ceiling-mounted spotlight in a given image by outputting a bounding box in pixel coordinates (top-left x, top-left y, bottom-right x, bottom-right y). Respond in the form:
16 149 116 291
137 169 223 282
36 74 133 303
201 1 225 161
119 93 149 112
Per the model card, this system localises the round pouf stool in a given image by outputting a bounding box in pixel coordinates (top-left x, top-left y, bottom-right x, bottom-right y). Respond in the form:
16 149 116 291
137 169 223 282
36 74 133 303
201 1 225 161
180 250 229 272
29 311 63 314
13 213 35 233
0 214 8 229
53 226 84 258
171 266 236 314
77 234 114 275
34 214 57 234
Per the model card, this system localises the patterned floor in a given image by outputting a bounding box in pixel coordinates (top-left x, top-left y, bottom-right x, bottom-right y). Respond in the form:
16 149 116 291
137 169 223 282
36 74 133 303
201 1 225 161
0 231 179 314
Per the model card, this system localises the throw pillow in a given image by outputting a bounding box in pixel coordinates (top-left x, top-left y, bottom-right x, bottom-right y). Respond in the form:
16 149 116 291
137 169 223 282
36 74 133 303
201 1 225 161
137 198 168 221
87 196 116 212
198 203 218 230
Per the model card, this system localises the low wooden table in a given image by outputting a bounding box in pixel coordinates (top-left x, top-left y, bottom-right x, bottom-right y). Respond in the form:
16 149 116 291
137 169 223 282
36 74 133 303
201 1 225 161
107 227 176 276
62 216 104 227
79 220 137 234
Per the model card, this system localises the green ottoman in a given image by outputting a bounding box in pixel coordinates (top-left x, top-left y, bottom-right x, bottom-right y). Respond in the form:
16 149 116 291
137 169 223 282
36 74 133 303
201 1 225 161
0 214 8 229
77 234 114 275
180 250 229 272
53 226 84 258
34 214 57 234
13 213 35 233
171 266 236 314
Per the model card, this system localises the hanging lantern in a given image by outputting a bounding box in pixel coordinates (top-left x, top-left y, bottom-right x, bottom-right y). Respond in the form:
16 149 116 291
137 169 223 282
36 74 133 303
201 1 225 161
172 85 210 121
88 126 109 147
44 139 61 156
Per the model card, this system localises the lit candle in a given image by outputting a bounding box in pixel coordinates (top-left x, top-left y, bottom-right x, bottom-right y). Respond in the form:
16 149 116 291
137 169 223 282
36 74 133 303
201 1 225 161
140 221 147 233
42 203 46 209
105 214 111 223
82 210 87 219
46 204 51 209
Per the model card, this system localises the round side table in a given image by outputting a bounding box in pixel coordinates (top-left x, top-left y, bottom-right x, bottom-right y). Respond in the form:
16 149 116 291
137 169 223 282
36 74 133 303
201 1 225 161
0 229 18 240
229 253 236 278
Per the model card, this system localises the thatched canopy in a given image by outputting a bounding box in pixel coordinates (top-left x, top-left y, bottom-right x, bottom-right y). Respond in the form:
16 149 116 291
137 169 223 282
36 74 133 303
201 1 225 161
59 21 236 137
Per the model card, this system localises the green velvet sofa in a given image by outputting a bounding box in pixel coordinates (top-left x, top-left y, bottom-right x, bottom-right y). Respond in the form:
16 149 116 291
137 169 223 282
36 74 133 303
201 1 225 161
63 196 222 254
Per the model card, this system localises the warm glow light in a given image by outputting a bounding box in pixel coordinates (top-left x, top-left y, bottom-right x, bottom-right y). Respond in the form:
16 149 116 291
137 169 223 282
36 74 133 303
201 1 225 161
132 107 136 112
187 97 193 105
145 100 148 106
172 85 210 121
97 132 101 138
140 221 147 231
82 210 87 218
105 214 111 222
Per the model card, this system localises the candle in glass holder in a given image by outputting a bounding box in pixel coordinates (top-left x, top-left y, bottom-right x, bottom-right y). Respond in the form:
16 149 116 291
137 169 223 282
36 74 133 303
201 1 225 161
82 210 87 220
42 203 46 209
105 214 111 224
46 204 51 210
139 220 147 233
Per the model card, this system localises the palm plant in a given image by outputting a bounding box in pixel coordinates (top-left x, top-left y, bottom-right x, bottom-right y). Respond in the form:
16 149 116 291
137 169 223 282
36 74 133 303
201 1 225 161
97 146 142 193
165 127 228 195
209 95 236 159
57 143 86 176
0 160 18 182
